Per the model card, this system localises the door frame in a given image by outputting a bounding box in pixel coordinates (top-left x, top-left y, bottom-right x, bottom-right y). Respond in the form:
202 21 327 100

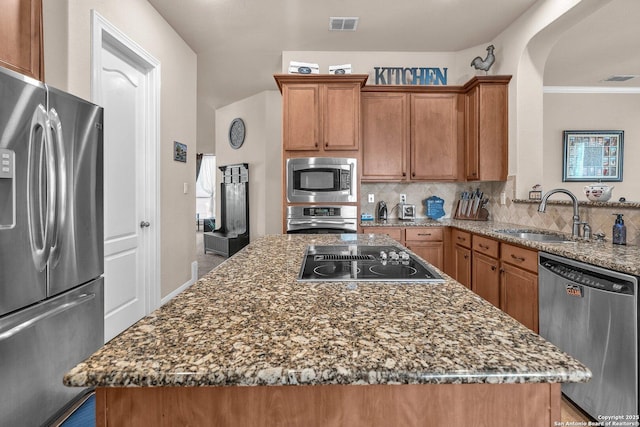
90 10 161 314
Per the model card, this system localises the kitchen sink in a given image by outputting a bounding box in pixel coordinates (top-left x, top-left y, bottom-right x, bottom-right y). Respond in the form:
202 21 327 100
494 229 574 243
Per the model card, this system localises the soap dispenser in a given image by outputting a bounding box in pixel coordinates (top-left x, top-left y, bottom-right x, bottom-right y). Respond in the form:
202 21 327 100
612 214 627 245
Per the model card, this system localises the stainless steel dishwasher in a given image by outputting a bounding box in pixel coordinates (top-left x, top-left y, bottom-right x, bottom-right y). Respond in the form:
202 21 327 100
539 252 638 419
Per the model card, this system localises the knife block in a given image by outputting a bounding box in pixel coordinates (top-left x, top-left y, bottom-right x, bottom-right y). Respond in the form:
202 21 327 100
454 201 489 221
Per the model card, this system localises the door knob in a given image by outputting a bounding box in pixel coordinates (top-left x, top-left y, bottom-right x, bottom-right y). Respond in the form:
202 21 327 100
140 221 150 228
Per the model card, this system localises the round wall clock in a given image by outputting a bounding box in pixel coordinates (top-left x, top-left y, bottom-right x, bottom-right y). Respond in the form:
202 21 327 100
228 118 246 149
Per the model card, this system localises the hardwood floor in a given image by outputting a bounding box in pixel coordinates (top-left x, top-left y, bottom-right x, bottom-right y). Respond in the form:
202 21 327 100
561 396 592 423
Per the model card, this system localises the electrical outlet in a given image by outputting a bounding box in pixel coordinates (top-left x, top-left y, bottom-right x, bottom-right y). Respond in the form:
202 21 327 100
368 193 375 203
400 194 406 204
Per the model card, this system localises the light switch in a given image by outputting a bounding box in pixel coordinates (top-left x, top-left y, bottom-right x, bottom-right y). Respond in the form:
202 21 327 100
183 182 188 194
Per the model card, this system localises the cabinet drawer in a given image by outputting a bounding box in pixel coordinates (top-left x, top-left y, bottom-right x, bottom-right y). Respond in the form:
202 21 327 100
472 235 499 258
405 227 443 242
451 229 471 248
500 243 537 273
362 227 403 242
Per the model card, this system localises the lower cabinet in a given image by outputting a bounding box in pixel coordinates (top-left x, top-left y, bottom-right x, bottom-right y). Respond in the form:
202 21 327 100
500 244 539 333
405 228 444 271
448 228 539 333
451 229 471 289
471 235 500 308
361 226 444 271
472 252 500 307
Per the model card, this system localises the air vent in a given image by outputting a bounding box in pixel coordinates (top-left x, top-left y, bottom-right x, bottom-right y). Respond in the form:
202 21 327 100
329 17 359 31
602 75 638 82
314 254 373 261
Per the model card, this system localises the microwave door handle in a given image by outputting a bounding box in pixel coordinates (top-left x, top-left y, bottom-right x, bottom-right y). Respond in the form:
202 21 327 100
27 104 54 272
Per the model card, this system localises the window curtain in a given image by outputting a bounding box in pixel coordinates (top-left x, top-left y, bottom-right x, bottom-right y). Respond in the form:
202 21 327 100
196 154 216 219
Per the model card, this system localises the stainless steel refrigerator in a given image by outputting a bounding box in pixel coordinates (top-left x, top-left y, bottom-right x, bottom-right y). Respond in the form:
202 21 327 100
0 65 104 426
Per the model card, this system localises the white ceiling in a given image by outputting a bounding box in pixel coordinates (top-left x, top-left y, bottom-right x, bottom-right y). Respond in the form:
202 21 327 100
147 0 640 109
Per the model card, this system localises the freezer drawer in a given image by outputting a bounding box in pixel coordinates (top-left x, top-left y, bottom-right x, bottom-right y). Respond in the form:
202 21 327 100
0 278 104 426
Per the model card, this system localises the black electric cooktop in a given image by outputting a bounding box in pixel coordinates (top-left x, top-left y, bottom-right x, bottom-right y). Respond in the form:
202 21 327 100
298 245 445 283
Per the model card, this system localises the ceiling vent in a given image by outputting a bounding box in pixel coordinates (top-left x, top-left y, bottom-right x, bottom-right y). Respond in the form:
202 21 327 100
329 17 359 31
602 75 638 82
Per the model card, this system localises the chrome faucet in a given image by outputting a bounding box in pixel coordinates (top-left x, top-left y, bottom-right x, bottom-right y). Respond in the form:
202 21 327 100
538 188 582 238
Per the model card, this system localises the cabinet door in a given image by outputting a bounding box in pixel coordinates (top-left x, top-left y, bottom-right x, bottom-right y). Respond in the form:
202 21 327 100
465 80 509 181
500 263 539 333
407 242 444 271
410 93 461 180
0 0 43 80
361 92 409 181
282 84 320 150
453 245 471 289
323 83 360 150
472 252 500 307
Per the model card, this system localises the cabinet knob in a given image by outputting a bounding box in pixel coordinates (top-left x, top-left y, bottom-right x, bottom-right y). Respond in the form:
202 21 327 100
402 172 406 177
464 254 469 259
491 266 497 271
412 172 415 177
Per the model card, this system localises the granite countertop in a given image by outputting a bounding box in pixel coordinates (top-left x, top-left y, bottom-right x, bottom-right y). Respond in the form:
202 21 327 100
361 218 640 276
64 234 590 388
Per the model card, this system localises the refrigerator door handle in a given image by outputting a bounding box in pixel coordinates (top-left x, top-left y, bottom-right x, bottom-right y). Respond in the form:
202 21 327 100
0 293 96 342
27 104 55 272
47 108 66 267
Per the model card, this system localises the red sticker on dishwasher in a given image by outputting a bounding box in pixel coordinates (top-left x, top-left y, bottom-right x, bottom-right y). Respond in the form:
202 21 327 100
566 284 583 297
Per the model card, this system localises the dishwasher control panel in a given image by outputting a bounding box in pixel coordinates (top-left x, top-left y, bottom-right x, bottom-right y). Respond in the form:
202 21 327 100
540 256 635 295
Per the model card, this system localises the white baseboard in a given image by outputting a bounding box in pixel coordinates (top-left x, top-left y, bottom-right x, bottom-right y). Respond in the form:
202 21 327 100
161 261 198 306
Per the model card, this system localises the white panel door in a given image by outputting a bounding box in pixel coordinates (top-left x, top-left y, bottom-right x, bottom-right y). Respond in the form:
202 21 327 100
101 48 147 341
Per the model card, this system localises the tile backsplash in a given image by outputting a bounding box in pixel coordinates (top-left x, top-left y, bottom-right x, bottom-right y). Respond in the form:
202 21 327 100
361 176 640 245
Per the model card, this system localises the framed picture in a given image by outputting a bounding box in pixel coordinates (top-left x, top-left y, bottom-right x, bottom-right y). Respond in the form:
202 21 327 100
174 141 187 163
562 130 623 182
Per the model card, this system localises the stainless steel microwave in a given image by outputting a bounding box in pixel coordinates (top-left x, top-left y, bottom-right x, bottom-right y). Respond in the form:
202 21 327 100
286 157 357 203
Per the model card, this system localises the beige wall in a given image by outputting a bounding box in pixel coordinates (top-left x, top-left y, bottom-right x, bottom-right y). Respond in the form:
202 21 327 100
42 0 198 298
543 92 640 200
215 91 282 237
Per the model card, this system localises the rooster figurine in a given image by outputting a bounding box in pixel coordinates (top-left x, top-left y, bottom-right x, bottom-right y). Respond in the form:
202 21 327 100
470 45 495 74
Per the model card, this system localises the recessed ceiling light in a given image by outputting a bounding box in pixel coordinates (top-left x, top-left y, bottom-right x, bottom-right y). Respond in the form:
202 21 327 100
329 17 359 31
602 75 638 82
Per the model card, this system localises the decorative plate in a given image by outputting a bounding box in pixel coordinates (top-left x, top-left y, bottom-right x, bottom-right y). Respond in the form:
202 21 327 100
229 118 246 149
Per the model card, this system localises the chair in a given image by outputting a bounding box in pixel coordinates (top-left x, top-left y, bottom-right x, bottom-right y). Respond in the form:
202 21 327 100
203 163 249 257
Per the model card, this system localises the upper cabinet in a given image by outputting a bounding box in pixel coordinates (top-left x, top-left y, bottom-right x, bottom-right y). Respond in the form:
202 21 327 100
464 76 511 181
361 92 409 180
361 89 462 182
361 76 511 183
0 0 44 81
410 93 462 181
274 74 368 153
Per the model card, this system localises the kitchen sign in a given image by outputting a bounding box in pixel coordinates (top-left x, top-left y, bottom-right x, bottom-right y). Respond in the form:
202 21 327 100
373 67 447 85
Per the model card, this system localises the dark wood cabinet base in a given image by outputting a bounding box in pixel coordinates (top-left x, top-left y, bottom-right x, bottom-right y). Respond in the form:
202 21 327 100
96 382 560 426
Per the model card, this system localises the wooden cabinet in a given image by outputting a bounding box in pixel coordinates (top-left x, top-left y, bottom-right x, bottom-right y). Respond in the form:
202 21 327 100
471 236 500 307
361 91 462 182
410 93 462 181
275 75 368 153
0 0 44 81
361 92 409 181
361 226 403 242
405 228 444 271
360 226 444 271
450 229 471 288
464 76 511 181
500 243 538 332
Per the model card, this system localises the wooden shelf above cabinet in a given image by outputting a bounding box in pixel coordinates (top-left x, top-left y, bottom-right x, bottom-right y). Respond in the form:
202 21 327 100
274 74 369 93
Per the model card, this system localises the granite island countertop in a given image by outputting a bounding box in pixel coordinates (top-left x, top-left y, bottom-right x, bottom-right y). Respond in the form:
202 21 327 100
361 218 640 276
64 233 590 388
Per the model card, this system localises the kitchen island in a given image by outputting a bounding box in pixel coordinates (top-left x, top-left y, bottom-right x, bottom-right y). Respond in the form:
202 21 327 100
64 234 590 426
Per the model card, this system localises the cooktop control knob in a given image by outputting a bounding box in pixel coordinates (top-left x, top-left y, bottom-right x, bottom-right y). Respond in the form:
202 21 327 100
388 251 399 261
379 251 388 260
399 251 410 260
